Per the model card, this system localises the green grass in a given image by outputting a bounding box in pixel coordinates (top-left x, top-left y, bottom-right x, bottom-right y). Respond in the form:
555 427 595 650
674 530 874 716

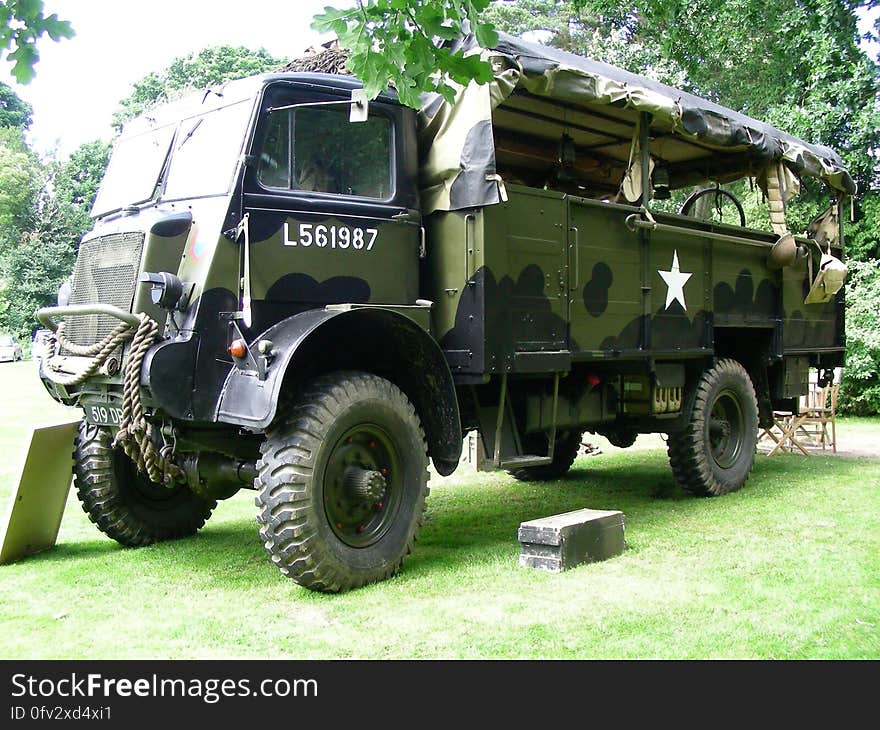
1 360 878 659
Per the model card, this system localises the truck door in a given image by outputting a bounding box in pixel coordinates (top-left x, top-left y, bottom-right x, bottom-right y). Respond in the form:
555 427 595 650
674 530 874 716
241 82 421 334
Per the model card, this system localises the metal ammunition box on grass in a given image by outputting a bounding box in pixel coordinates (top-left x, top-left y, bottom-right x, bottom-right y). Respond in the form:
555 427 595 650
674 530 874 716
519 509 626 572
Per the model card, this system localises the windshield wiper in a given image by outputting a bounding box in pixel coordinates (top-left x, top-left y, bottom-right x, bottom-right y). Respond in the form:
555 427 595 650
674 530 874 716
178 118 203 149
202 84 227 103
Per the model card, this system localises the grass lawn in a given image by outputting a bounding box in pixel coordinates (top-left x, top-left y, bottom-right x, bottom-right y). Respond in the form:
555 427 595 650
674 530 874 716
1 360 878 659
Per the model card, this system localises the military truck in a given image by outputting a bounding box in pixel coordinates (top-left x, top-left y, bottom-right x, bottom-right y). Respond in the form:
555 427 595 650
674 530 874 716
34 33 852 592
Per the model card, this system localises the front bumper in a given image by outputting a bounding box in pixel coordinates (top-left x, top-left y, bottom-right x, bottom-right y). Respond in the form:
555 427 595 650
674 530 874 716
36 303 140 331
35 304 139 404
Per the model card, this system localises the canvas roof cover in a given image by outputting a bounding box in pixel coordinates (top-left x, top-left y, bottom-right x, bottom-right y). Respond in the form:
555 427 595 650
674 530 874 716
418 31 856 214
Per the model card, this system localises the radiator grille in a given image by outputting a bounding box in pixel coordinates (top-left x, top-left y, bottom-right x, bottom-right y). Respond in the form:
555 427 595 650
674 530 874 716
63 231 145 350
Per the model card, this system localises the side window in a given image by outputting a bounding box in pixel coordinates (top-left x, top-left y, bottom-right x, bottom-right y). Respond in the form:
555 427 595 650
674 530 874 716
258 110 291 189
257 104 393 200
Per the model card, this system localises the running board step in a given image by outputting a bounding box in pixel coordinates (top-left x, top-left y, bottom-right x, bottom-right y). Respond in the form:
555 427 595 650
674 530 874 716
500 456 553 469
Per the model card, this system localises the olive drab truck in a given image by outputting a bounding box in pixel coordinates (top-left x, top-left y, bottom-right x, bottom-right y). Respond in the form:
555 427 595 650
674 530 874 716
6 33 852 591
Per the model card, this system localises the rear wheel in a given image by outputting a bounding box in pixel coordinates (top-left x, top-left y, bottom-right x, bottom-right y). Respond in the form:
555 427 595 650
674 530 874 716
507 430 583 482
667 359 758 496
73 421 215 546
255 371 429 592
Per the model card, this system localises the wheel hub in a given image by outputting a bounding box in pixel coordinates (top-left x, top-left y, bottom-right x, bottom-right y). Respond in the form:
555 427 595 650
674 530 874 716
323 424 400 548
343 466 387 503
708 390 744 469
709 418 731 440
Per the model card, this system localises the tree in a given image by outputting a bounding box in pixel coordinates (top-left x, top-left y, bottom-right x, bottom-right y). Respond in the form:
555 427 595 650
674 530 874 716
0 137 109 337
113 46 287 129
0 79 31 127
0 202 78 338
52 139 110 233
480 0 686 84
0 0 73 83
0 123 45 337
312 0 499 108
838 259 880 414
0 125 40 232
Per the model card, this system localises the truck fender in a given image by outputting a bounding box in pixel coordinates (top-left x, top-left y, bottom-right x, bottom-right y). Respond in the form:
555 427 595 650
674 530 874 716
216 307 462 475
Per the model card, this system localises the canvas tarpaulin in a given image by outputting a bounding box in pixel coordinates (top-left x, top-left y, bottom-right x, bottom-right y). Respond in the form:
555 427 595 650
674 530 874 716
418 31 855 214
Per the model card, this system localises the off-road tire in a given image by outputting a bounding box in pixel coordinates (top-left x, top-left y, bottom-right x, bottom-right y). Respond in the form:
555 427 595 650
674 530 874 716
255 371 429 593
507 430 583 482
73 421 216 546
667 359 758 496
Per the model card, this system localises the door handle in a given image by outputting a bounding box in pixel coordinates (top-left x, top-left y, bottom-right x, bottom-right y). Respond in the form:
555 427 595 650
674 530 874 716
392 208 421 224
465 213 476 284
569 225 579 292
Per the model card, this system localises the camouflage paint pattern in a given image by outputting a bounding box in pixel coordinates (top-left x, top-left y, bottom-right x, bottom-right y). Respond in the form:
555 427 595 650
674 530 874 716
428 185 843 380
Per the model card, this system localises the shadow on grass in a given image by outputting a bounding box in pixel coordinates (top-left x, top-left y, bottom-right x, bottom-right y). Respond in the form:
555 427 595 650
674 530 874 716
29 540 121 561
416 459 681 555
12 450 827 587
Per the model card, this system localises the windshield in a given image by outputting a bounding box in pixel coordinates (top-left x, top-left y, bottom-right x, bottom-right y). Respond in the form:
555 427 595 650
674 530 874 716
0 336 14 347
162 99 253 201
91 98 254 217
92 123 176 217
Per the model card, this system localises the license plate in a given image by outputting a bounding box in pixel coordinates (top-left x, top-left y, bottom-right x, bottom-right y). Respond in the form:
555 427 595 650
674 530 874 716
84 403 123 427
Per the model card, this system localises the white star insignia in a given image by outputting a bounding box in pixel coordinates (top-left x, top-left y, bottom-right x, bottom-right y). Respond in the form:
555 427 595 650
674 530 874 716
658 250 693 311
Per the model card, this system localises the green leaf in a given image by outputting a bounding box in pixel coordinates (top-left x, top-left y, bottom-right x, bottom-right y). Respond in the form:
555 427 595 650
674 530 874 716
311 6 352 33
9 44 38 84
42 15 74 41
473 21 498 48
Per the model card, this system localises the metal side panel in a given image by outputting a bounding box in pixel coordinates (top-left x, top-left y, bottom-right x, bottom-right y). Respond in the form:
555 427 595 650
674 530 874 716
482 190 569 355
0 419 80 565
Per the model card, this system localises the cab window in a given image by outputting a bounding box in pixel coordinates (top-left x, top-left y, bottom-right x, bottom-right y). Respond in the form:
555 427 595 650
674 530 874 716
258 106 393 200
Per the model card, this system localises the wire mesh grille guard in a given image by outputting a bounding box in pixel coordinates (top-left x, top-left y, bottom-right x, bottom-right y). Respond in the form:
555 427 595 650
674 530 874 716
63 232 145 351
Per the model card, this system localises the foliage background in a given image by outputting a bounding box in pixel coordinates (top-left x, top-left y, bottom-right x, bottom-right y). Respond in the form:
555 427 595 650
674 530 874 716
0 0 878 411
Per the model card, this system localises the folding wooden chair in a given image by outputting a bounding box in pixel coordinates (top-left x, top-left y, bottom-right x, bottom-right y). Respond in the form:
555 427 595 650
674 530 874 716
765 410 811 456
796 383 839 452
759 371 840 456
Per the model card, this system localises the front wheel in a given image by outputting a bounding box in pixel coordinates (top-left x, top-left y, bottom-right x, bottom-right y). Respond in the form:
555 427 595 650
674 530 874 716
667 359 758 496
74 422 216 545
255 371 429 592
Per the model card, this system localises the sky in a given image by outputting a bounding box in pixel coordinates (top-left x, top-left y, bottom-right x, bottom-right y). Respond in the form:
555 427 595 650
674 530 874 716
7 0 342 158
5 1 880 161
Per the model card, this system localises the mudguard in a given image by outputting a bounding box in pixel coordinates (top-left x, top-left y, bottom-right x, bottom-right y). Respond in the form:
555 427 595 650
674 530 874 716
216 306 462 475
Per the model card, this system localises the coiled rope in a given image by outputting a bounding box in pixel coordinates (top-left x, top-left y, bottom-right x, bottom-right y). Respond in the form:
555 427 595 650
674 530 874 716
46 314 183 485
46 320 135 386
